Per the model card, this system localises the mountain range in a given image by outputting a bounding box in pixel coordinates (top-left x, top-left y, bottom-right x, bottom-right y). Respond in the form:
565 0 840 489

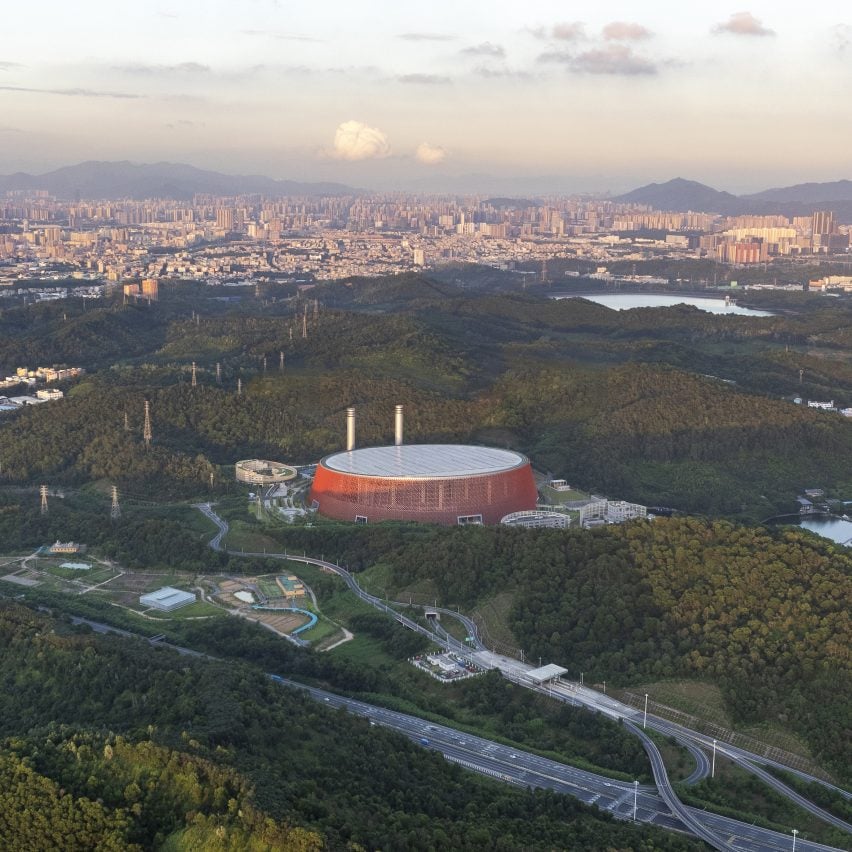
1 162 852 220
615 177 852 221
0 161 358 201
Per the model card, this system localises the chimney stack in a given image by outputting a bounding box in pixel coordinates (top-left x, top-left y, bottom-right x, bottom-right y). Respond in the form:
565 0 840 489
346 407 356 452
394 404 404 446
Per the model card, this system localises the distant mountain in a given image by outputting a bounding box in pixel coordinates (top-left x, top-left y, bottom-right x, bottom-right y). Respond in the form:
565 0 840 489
0 161 359 200
614 178 744 215
743 179 852 204
616 177 852 221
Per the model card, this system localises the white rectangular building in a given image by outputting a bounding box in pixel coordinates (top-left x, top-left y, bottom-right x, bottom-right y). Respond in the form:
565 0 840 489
139 586 196 612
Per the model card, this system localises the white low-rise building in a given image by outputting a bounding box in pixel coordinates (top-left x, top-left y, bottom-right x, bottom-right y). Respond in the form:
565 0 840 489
139 587 196 612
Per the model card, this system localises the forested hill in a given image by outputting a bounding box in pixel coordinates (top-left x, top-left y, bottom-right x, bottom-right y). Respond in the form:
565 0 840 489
1 283 852 515
0 602 694 851
340 516 849 783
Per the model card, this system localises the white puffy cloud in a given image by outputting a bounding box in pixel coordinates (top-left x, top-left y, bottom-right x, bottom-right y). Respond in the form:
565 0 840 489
415 142 447 165
712 12 774 37
602 22 653 42
332 120 391 161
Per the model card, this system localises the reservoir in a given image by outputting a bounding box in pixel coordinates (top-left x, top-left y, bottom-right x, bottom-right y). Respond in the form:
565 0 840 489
771 515 852 547
553 293 773 316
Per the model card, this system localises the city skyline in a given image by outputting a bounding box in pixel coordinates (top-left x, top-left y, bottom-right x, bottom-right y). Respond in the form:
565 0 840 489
2 2 852 193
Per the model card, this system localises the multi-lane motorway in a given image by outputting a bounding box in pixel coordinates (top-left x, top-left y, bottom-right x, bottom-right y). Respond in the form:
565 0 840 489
195 503 852 851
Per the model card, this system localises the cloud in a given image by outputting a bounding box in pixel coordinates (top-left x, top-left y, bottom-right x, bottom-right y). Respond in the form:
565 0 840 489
552 22 586 41
415 142 447 165
165 119 204 129
537 50 574 64
571 45 657 75
241 29 321 42
460 42 506 58
0 85 142 99
832 24 852 54
712 12 774 37
398 32 456 42
114 62 210 74
0 61 23 71
474 66 533 81
397 73 451 85
602 22 653 41
0 125 22 133
332 120 390 161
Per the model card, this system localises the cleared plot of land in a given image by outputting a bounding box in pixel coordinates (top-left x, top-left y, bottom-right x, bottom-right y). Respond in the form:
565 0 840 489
621 680 815 759
87 572 190 607
0 573 40 587
470 592 520 651
541 485 590 504
144 600 224 620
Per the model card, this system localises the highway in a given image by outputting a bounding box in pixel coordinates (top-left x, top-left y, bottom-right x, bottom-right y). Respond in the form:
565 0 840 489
627 721 731 850
273 676 846 852
64 608 847 852
194 503 851 849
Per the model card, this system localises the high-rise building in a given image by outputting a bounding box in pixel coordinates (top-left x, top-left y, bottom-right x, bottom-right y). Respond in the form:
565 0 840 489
216 207 235 230
812 211 834 235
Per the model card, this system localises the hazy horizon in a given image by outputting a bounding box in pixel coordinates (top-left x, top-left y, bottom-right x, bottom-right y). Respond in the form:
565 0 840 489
2 2 852 194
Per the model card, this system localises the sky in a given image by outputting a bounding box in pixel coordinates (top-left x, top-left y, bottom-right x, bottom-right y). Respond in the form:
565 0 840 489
1 1 851 193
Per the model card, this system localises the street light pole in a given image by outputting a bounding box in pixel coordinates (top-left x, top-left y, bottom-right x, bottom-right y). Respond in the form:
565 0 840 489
711 739 717 779
792 829 798 852
633 780 638 821
643 693 648 729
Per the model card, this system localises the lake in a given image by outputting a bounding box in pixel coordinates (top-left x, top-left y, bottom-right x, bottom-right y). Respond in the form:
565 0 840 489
553 293 773 316
771 515 852 547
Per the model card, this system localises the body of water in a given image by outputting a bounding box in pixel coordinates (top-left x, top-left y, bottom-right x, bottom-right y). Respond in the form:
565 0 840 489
553 293 773 316
771 515 852 546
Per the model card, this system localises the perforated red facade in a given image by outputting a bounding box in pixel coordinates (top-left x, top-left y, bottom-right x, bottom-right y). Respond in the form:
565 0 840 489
309 456 538 525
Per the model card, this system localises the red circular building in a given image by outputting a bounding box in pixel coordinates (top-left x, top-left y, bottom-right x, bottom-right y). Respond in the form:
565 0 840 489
309 444 538 525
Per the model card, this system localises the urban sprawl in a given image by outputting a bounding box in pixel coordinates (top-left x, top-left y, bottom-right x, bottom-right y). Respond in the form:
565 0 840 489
1 193 851 298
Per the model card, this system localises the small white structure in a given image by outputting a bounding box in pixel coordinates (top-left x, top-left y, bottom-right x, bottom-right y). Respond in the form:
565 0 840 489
578 499 647 527
526 664 568 684
139 586 196 612
501 510 571 529
36 388 64 401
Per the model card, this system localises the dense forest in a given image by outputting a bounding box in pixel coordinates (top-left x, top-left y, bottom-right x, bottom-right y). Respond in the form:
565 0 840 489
0 602 695 851
2 282 852 515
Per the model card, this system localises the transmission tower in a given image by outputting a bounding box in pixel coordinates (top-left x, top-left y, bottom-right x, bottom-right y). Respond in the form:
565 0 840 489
191 361 197 387
124 410 130 431
40 485 48 515
302 310 308 339
143 400 152 448
110 485 121 520
799 369 804 384
216 362 221 383
237 377 242 396
289 325 293 342
313 299 319 320
279 350 284 371
262 355 267 373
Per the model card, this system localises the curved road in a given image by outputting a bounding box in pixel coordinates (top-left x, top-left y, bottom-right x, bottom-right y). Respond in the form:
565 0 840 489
627 721 731 851
67 610 846 852
194 503 852 847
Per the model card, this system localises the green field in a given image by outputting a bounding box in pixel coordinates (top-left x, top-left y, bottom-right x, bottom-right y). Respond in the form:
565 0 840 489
143 600 225 620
